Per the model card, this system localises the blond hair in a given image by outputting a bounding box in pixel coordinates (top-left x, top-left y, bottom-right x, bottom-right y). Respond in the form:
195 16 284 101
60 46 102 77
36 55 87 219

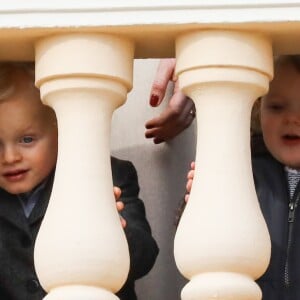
0 62 35 100
0 62 57 129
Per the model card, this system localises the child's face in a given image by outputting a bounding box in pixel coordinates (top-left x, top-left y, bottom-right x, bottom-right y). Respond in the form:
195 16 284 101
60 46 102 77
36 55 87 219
0 71 58 194
261 60 300 169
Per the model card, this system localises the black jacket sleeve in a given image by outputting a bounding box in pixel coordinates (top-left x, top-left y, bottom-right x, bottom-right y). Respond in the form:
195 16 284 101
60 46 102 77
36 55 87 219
111 156 159 282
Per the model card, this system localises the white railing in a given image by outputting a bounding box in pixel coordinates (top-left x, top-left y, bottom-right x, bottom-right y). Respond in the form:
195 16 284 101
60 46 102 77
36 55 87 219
1 2 300 299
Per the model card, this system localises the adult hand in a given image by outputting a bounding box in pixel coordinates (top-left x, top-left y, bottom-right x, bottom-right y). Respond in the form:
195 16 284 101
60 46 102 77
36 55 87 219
145 58 196 144
114 186 126 228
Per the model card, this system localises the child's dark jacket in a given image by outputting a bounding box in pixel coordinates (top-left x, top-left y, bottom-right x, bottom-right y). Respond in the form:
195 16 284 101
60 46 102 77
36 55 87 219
252 135 300 300
0 156 158 300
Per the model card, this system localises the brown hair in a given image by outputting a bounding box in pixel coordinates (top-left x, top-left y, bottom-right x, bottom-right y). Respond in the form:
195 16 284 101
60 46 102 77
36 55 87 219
251 98 262 135
275 55 300 72
0 62 57 129
250 55 300 135
0 62 35 100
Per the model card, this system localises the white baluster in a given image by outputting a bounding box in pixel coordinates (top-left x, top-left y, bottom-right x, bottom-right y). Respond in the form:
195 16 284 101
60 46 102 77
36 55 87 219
34 34 134 300
174 30 273 300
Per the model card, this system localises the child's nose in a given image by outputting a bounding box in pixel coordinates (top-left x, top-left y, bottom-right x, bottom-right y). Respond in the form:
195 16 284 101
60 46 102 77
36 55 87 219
285 109 300 125
3 146 21 164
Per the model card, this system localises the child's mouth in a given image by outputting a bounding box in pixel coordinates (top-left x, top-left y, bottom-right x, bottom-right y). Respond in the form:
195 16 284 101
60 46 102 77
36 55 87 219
3 169 28 182
282 134 300 145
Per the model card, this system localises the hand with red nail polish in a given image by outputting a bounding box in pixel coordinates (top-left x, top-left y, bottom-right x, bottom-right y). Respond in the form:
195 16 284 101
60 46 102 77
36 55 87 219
145 58 196 144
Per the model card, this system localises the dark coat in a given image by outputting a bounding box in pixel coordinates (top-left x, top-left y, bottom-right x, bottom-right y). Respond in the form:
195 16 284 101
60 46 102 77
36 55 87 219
252 135 300 300
0 156 158 300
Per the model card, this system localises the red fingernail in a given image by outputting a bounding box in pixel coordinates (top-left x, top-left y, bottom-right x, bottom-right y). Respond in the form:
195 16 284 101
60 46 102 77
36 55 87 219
150 94 159 106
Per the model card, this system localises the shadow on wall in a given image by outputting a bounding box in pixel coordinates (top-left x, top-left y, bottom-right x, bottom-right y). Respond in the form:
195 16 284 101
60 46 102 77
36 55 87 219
111 59 196 300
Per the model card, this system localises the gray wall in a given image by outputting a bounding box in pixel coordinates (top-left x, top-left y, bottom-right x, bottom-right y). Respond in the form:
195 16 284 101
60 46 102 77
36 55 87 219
111 59 196 300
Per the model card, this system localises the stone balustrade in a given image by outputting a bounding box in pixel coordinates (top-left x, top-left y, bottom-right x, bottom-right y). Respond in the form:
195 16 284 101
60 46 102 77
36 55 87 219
1 1 300 299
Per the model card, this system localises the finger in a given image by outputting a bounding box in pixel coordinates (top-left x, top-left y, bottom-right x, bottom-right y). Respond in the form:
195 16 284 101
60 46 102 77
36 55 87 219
145 126 167 138
187 167 195 178
153 137 165 144
146 125 169 143
145 127 168 140
145 120 155 130
145 114 171 130
120 216 127 228
145 124 167 143
145 118 159 130
191 161 195 170
150 58 176 107
186 179 193 193
145 123 173 142
185 194 189 203
116 200 124 212
187 170 194 180
145 128 155 138
113 186 121 201
146 121 190 144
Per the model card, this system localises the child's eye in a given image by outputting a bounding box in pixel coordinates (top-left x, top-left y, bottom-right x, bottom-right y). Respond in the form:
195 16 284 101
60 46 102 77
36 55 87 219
20 136 34 144
268 103 284 111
